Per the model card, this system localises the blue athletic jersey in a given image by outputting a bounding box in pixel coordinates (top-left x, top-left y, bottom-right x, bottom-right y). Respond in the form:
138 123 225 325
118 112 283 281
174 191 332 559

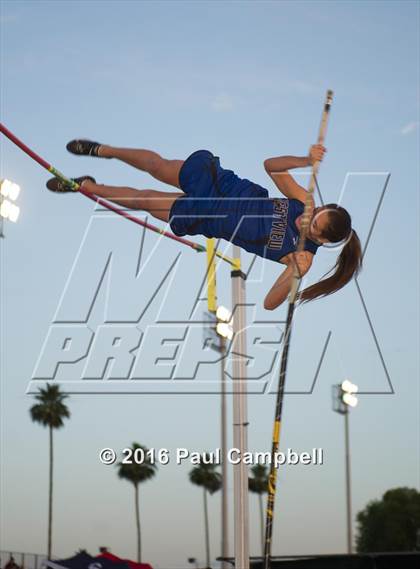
169 150 320 262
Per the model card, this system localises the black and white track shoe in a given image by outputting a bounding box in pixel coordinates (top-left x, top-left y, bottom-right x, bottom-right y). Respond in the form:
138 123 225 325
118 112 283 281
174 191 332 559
66 139 108 158
46 175 96 193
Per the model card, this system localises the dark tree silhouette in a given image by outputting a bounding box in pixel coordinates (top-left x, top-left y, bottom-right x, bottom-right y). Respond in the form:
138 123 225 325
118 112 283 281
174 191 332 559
189 454 222 567
356 487 420 552
248 464 269 555
117 443 157 562
30 383 70 559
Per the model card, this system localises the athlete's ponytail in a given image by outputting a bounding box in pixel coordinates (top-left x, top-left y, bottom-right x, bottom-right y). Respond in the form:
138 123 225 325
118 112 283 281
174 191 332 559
299 205 362 303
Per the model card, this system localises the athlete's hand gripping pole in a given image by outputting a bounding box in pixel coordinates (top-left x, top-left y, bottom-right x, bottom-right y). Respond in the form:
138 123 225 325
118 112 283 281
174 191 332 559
289 90 333 302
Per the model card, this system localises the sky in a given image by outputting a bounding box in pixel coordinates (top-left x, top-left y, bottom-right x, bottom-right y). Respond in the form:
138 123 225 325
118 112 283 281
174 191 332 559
0 1 419 568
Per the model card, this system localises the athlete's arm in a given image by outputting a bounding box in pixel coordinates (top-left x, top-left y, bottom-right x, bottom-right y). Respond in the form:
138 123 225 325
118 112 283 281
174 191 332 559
264 145 325 203
264 251 314 310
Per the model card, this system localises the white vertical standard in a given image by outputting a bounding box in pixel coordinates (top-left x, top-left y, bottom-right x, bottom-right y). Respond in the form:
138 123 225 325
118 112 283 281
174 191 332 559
231 245 249 569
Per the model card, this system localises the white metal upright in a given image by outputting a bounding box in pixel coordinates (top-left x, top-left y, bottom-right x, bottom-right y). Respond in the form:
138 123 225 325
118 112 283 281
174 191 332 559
231 245 249 569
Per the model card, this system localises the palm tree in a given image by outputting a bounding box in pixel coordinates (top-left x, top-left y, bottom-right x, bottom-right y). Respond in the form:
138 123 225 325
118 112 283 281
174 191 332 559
30 383 70 559
117 442 157 562
248 464 269 556
189 454 222 567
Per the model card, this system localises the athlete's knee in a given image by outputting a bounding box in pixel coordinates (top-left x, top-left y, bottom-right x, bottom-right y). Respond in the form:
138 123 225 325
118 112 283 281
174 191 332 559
80 178 97 191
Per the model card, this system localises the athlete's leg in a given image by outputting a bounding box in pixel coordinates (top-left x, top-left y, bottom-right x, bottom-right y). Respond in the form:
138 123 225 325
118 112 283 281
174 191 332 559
81 179 183 223
99 145 184 189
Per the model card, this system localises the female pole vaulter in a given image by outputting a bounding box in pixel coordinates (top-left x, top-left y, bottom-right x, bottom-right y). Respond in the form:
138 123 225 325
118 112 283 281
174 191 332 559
46 141 362 309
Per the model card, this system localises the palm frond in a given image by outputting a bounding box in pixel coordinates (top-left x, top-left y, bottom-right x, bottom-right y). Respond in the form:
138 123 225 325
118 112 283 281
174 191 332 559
189 453 222 494
30 384 70 429
248 463 269 494
117 443 158 487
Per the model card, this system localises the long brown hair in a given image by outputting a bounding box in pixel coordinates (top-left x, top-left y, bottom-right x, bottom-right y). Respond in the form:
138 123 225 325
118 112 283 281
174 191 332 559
299 204 362 303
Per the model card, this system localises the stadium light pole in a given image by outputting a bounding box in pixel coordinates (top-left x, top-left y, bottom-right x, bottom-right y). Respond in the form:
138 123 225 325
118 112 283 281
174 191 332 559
216 305 233 569
332 379 359 554
0 179 20 237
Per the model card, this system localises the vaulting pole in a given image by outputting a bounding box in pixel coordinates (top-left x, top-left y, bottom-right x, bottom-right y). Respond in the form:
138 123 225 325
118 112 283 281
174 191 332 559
263 90 333 569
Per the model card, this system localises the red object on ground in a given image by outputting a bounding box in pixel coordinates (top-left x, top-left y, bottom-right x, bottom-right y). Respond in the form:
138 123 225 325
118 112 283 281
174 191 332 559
97 552 153 569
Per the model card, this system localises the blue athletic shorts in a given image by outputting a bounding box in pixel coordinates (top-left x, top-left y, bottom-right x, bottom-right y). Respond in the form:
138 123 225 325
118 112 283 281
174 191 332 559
169 150 271 242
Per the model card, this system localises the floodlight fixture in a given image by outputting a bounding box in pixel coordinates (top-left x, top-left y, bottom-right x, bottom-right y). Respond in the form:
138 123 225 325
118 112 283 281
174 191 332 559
341 379 358 394
342 392 358 408
0 179 21 236
0 179 20 201
216 322 233 340
0 199 20 222
216 305 232 323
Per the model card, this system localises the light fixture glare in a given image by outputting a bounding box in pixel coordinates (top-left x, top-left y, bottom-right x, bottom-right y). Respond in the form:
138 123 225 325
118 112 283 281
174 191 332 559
9 182 21 201
343 393 358 407
0 199 11 219
216 322 233 340
341 379 358 394
216 305 232 323
0 179 13 198
8 203 20 222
